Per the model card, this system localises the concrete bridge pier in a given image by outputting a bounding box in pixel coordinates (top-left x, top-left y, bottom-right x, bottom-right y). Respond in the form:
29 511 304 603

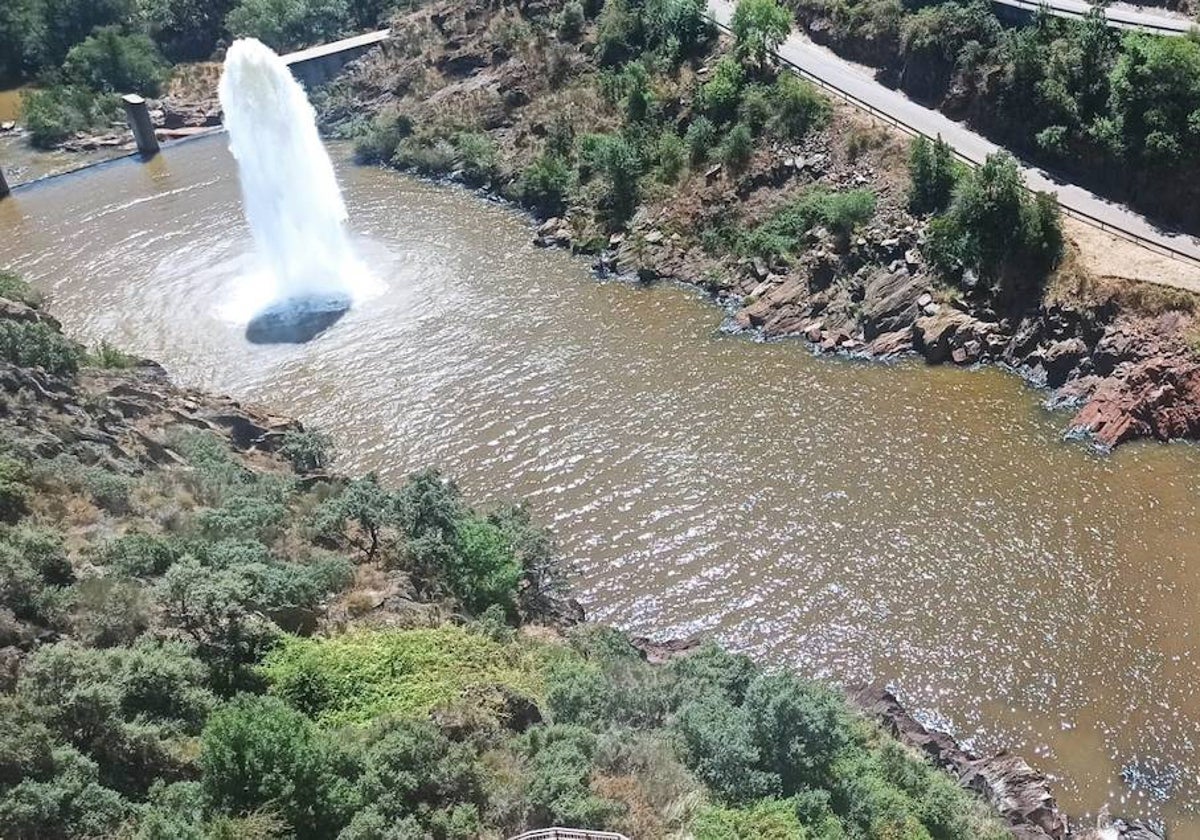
122 94 160 157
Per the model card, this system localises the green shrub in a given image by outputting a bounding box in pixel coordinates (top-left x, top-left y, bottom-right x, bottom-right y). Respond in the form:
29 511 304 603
139 0 238 62
453 131 500 187
523 725 623 828
449 515 523 615
0 456 31 524
15 0 137 72
596 0 641 65
739 188 876 260
907 135 958 214
731 0 791 66
686 116 717 165
280 428 335 473
0 745 130 840
353 110 413 165
692 797 807 839
225 0 353 52
771 74 829 140
655 130 687 182
737 83 772 135
556 0 586 41
259 627 546 725
644 0 712 62
87 340 138 369
349 718 487 839
200 694 354 840
579 133 642 229
924 152 1062 300
516 153 574 218
96 530 181 578
719 123 754 173
69 577 151 647
63 27 169 95
82 468 133 514
0 272 44 308
699 56 745 123
21 85 121 149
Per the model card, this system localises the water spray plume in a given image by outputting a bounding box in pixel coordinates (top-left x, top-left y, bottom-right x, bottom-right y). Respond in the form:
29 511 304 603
218 38 356 343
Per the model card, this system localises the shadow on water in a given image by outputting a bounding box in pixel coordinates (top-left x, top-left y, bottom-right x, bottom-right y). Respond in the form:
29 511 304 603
245 292 351 344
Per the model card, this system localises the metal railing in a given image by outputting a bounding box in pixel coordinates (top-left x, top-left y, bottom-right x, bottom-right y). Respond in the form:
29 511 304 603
507 829 631 840
709 17 1200 269
991 0 1193 35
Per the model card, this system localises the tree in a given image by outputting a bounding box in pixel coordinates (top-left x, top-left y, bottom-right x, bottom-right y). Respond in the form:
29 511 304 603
225 0 353 53
139 0 238 62
200 695 355 840
731 0 791 67
63 26 169 95
1102 33 1200 165
20 0 138 73
907 135 957 214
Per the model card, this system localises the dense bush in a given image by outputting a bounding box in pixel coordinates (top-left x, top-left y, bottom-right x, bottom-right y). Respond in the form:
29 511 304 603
924 152 1062 302
200 694 354 840
0 272 45 309
516 153 574 217
20 86 122 149
63 26 169 95
739 188 877 260
908 134 959 214
225 0 353 52
139 0 238 62
0 320 83 374
731 0 791 66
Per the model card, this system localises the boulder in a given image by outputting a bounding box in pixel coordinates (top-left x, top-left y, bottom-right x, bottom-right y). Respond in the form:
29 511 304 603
860 269 923 340
1041 337 1088 387
913 308 995 365
1071 354 1200 448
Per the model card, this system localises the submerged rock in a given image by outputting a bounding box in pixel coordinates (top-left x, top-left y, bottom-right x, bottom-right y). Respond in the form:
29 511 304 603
245 293 351 344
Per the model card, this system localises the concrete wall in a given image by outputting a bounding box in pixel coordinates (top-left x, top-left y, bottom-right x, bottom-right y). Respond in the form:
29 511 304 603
283 29 391 90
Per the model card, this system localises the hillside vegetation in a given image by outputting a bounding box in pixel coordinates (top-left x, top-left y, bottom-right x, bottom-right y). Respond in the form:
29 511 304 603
0 272 1015 838
789 0 1200 230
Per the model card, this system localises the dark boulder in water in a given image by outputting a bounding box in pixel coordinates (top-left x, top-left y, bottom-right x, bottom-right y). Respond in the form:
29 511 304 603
245 293 351 344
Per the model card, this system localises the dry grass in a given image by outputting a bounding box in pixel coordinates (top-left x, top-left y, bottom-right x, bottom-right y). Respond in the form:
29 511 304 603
1048 240 1200 317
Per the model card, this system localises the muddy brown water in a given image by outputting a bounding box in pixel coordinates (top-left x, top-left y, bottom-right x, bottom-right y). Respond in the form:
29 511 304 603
3 134 1200 833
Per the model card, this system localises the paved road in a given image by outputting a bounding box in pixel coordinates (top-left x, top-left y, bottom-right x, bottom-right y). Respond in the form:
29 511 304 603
994 0 1195 34
708 0 1200 265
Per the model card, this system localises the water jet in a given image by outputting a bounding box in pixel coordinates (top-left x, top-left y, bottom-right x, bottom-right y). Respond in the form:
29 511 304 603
218 37 357 344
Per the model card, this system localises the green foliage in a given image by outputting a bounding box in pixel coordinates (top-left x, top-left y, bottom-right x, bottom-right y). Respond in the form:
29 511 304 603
655 130 687 182
18 0 138 72
516 153 574 217
523 725 623 828
686 116 717 165
200 694 355 840
225 0 352 52
692 797 808 839
139 0 238 62
924 152 1062 301
20 85 121 149
739 188 877 261
719 123 754 173
451 131 501 187
63 26 169 95
450 515 523 615
770 74 829 140
0 272 45 309
0 744 130 840
556 0 586 41
579 133 642 229
1103 33 1200 165
699 56 745 124
0 456 31 525
908 135 959 215
353 110 414 165
596 0 641 65
280 428 335 473
259 626 546 725
731 0 791 66
348 718 487 839
87 340 139 369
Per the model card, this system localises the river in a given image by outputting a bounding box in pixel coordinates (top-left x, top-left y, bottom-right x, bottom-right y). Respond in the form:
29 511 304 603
2 134 1199 832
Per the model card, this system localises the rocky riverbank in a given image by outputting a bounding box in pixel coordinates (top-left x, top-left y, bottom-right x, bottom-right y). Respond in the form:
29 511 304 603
631 636 1164 840
318 0 1200 451
0 291 1165 837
